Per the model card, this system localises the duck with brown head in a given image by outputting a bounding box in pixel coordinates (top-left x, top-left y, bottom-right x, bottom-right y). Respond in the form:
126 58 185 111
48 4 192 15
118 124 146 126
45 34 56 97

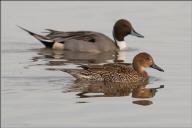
133 52 164 73
113 19 144 50
18 19 144 53
47 52 164 85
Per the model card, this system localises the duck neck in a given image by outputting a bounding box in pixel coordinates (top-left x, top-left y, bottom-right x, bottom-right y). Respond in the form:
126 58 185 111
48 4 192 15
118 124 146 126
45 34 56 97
133 64 149 83
133 63 144 73
116 40 127 50
113 28 127 50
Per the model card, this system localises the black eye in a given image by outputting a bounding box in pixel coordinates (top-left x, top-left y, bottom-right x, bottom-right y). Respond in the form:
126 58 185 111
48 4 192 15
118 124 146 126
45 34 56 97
146 57 150 61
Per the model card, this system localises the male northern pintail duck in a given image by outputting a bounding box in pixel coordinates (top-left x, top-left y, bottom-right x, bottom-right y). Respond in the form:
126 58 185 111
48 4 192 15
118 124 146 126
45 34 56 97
18 19 144 53
48 52 164 84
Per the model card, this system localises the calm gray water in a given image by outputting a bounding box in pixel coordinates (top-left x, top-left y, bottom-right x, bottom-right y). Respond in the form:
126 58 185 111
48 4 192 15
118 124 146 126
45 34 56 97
1 1 192 128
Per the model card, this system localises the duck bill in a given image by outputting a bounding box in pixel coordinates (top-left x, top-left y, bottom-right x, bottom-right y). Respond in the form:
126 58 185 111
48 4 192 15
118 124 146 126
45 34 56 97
150 64 164 72
130 28 144 38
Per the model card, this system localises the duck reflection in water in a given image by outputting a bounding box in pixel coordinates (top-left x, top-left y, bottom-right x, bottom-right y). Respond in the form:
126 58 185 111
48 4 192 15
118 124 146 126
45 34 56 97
65 80 164 106
30 47 136 65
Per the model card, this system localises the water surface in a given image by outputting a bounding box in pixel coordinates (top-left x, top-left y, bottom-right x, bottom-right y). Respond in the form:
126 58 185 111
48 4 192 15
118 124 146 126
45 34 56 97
1 1 192 128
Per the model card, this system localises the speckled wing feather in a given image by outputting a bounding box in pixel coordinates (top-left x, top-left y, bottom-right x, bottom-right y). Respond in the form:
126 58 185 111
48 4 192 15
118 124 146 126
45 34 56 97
80 63 134 73
80 63 140 83
48 63 148 84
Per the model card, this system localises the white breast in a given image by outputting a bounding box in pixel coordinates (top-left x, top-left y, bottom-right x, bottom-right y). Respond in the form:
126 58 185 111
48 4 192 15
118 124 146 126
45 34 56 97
118 51 127 61
117 41 127 50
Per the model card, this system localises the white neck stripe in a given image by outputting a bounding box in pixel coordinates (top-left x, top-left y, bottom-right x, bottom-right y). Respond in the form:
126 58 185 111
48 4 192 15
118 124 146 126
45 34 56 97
117 41 127 50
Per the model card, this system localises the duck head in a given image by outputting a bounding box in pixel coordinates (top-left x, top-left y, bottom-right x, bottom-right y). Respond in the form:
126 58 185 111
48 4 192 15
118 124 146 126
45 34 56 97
113 19 144 46
133 52 164 73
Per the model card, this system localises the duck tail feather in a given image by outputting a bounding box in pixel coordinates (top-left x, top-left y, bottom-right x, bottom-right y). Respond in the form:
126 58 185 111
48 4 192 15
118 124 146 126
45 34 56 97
46 68 87 80
17 25 54 48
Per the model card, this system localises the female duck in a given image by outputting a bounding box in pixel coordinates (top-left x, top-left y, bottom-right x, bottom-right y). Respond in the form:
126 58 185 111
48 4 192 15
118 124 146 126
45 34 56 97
19 19 144 53
49 52 164 84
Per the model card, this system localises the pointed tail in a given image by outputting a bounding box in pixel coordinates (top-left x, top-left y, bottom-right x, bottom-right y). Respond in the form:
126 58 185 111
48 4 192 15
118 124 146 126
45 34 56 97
17 25 54 48
46 68 92 80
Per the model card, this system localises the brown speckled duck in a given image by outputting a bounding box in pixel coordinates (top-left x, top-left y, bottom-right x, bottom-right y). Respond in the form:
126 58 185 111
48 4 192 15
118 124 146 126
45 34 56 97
48 52 164 84
18 19 144 53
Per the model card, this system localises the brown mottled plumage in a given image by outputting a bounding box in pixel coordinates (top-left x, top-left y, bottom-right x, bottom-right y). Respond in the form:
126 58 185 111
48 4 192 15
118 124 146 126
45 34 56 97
61 63 148 84
47 52 164 84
